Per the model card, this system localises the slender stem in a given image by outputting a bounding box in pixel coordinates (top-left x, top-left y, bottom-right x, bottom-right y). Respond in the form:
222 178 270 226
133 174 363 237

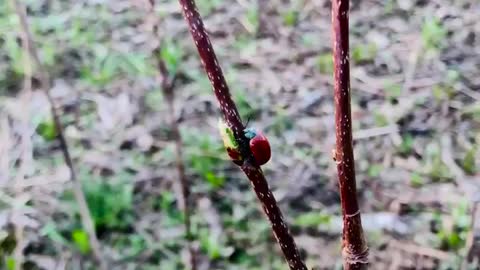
11 1 107 269
465 201 480 268
177 0 307 268
179 0 244 140
160 60 196 270
331 0 368 269
147 2 196 268
11 2 33 267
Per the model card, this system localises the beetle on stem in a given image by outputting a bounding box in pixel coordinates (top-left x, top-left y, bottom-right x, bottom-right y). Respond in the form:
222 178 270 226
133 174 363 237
244 128 271 166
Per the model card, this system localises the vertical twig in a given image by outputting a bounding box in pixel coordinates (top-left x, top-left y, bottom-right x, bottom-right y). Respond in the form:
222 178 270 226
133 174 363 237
465 201 480 269
161 63 197 270
10 1 108 269
177 0 307 269
401 39 422 94
11 4 34 266
331 0 368 269
145 1 196 269
256 0 267 36
166 79 197 270
159 66 197 270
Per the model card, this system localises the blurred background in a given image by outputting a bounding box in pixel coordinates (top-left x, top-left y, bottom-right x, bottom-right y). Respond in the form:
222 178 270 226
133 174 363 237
1 0 479 269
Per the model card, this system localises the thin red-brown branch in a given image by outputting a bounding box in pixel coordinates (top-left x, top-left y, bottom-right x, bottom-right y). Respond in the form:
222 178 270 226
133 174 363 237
331 0 368 269
177 0 307 268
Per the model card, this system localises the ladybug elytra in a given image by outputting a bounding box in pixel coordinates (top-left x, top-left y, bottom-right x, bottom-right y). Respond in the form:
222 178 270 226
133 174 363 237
244 128 271 166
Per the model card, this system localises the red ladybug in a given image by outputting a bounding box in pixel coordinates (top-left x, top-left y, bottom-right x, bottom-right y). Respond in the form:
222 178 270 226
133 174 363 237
244 128 271 166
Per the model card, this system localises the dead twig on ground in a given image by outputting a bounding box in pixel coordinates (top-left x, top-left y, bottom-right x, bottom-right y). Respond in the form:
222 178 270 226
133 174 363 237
402 39 422 94
440 136 480 268
10 1 107 269
390 240 453 261
353 125 399 140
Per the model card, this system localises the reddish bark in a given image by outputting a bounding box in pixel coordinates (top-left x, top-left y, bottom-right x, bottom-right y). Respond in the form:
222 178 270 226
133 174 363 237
331 0 369 269
178 0 308 268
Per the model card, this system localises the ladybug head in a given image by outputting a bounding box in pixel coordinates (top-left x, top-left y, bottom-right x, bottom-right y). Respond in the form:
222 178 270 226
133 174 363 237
244 128 257 140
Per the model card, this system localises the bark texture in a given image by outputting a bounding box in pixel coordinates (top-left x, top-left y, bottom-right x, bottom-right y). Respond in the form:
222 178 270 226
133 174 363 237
178 0 308 268
331 0 369 269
